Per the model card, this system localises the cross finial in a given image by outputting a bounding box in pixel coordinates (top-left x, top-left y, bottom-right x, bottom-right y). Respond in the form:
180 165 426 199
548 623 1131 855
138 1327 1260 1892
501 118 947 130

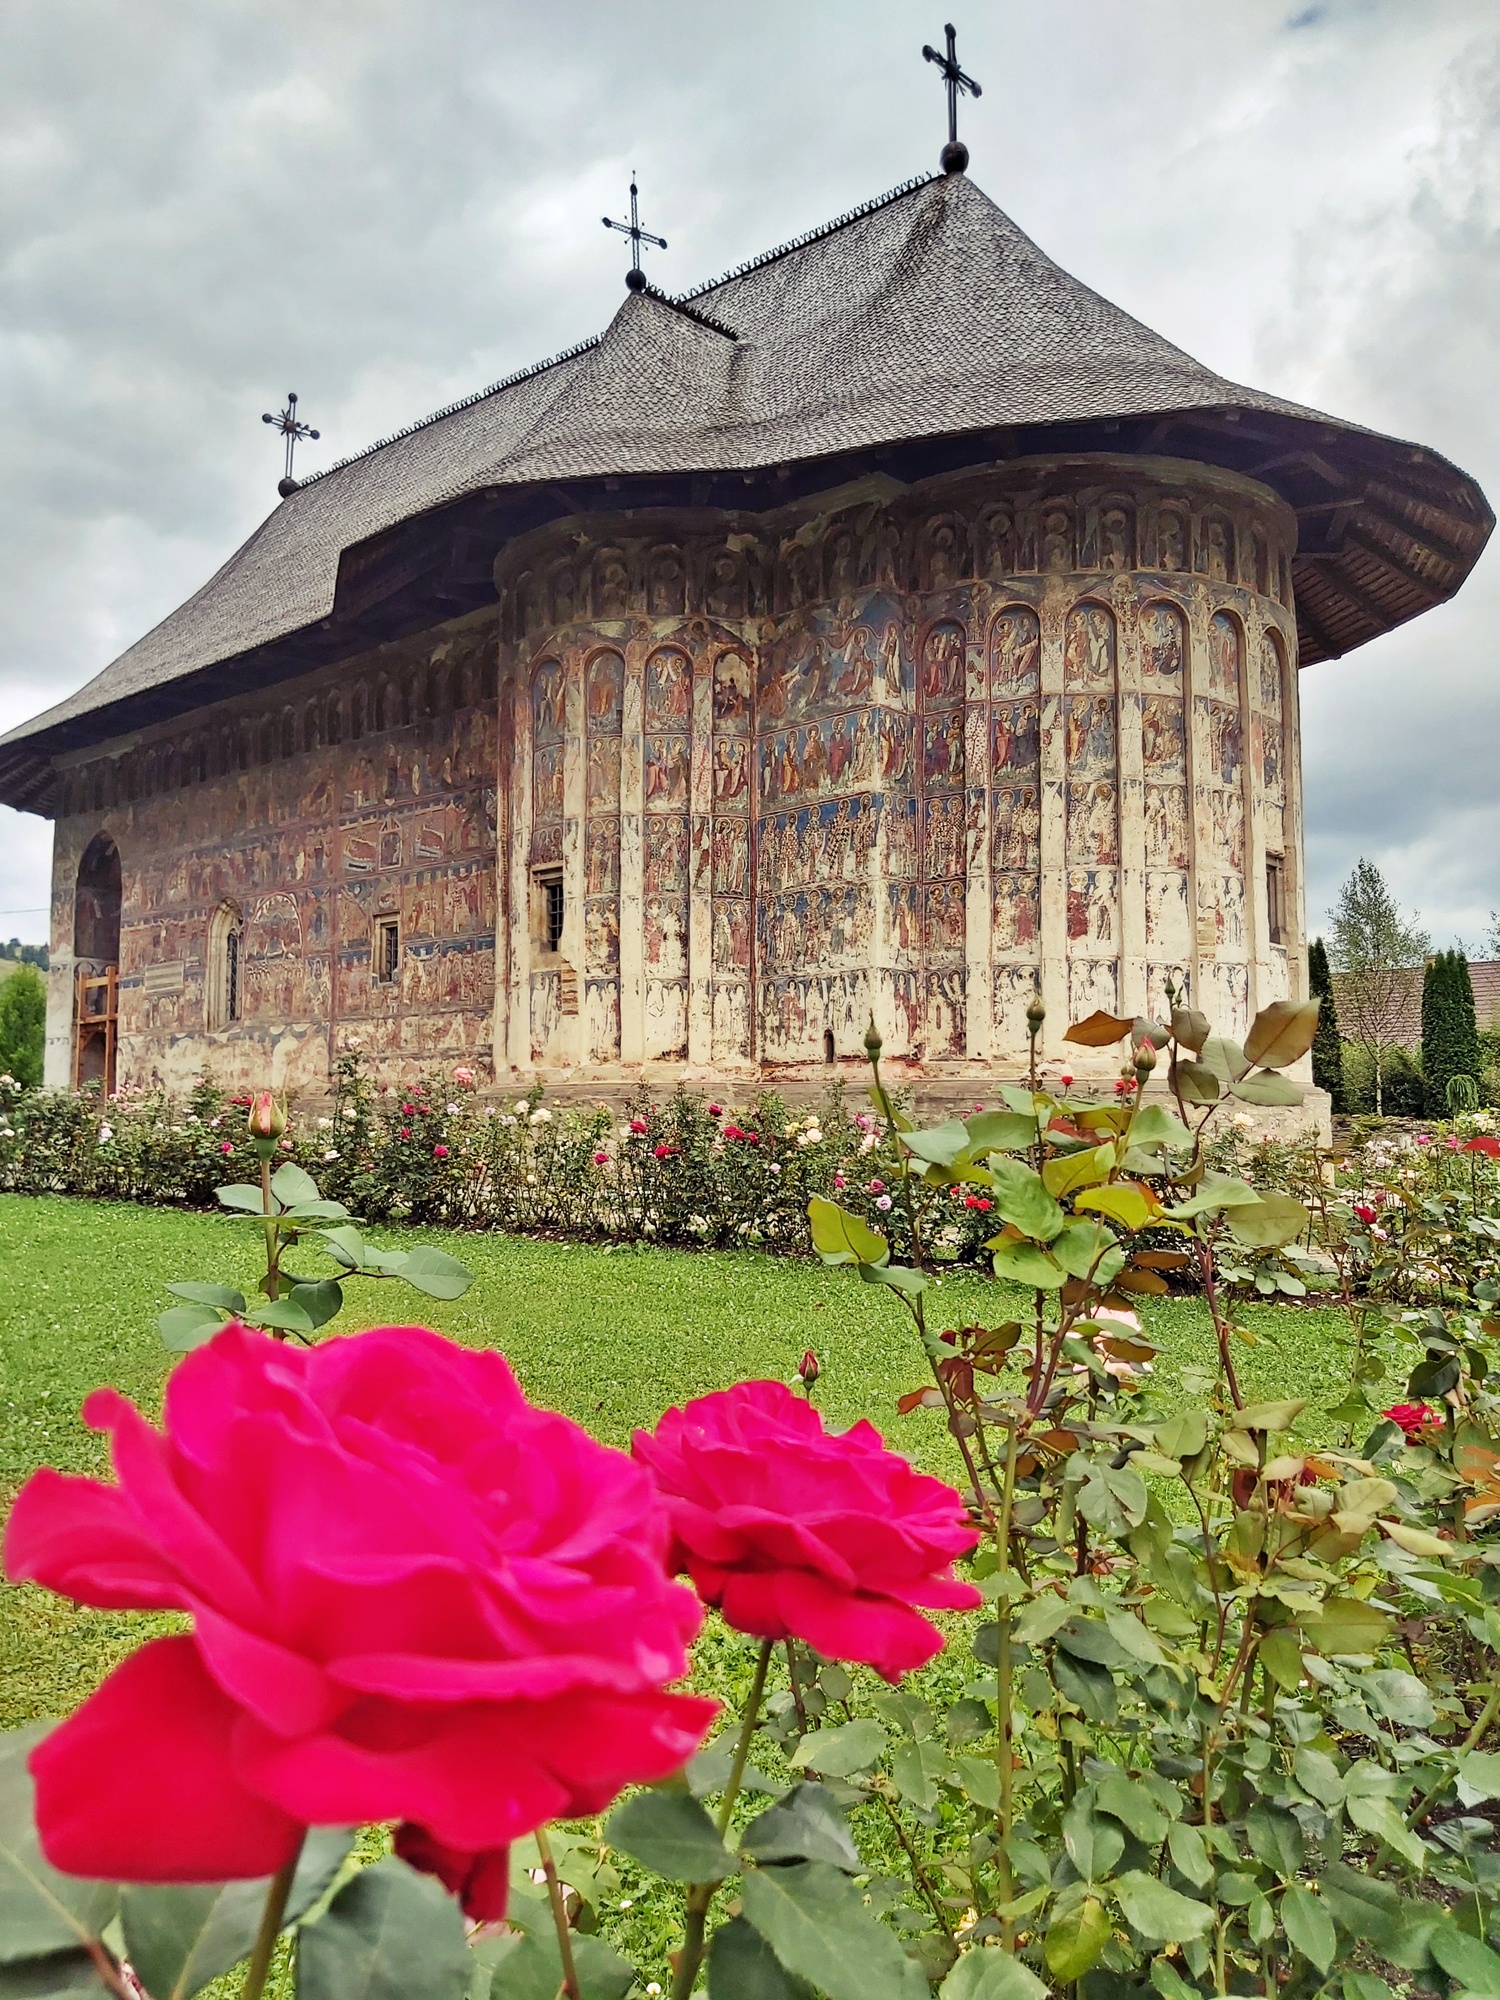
261 391 320 498
922 22 981 173
603 176 667 291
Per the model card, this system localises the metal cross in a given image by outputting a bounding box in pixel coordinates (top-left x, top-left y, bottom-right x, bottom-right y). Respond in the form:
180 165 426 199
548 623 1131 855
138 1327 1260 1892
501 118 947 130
603 177 667 292
262 391 320 497
923 22 981 170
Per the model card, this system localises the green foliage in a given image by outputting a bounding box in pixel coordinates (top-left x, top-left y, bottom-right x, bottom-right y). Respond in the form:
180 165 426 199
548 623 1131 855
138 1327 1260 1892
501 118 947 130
154 1156 473 1350
1308 936 1345 1109
1327 858 1429 1114
1422 947 1481 1118
0 965 45 1091
1341 1040 1426 1117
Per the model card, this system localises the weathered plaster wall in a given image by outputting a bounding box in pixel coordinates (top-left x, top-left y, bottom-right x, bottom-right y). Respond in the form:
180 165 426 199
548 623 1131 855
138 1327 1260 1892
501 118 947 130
496 454 1304 1083
46 611 498 1094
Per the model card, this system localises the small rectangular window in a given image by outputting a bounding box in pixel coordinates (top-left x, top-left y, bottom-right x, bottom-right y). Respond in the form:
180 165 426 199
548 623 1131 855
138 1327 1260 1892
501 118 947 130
225 928 240 1023
1266 855 1287 946
374 916 400 984
535 868 565 954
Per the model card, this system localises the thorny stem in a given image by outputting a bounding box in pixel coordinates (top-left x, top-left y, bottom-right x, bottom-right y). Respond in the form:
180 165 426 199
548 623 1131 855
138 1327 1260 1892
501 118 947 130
671 1640 774 2000
1198 1237 1244 1409
995 1416 1021 1944
784 1640 808 1735
259 1156 283 1312
534 1826 582 2000
241 1839 303 2000
84 1941 134 2000
1409 1685 1500 1830
874 1791 956 1941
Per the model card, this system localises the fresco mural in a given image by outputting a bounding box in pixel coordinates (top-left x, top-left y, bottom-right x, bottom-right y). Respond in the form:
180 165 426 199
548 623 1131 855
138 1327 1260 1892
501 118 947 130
54 457 1303 1095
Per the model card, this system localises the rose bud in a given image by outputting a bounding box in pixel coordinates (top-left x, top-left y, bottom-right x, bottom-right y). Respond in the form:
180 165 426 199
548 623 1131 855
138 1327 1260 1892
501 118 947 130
798 1349 820 1393
246 1093 287 1154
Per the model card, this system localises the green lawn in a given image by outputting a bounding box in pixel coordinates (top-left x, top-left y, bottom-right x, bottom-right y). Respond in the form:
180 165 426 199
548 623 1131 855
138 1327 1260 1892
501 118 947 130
0 1192 1358 1733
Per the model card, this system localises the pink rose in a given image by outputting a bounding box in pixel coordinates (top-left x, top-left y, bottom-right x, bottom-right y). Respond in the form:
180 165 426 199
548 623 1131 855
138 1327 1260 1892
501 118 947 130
633 1380 981 1680
593 1151 609 1166
219 1141 233 1155
6 1326 714 1909
432 1144 448 1159
399 1127 411 1140
654 1143 672 1160
453 1067 475 1088
630 1118 649 1135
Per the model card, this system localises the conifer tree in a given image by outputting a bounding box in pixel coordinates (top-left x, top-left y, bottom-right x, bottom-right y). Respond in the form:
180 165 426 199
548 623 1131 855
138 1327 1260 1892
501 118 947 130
1307 937 1344 1111
1423 947 1480 1116
0 963 45 1089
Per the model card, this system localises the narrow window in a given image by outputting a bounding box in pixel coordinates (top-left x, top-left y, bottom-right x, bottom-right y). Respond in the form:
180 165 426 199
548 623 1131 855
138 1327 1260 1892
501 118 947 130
535 868 565 953
206 902 244 1031
824 1029 836 1065
374 916 400 984
1266 854 1287 946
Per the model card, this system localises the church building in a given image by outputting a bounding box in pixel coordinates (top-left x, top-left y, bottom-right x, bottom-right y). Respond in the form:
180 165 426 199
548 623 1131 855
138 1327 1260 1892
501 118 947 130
0 137 1490 1104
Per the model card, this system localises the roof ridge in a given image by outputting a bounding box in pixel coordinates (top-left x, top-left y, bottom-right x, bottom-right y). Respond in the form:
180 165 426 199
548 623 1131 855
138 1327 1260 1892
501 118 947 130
637 283 738 340
672 171 941 303
298 330 604 488
295 172 940 492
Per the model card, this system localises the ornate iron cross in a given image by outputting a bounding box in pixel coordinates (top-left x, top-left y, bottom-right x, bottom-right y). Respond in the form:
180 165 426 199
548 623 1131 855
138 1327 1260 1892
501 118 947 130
923 22 981 172
603 178 667 292
262 391 320 497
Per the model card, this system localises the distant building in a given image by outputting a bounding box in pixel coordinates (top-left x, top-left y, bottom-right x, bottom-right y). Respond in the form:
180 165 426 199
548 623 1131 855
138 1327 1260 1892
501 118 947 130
1332 963 1500 1053
0 162 1490 1100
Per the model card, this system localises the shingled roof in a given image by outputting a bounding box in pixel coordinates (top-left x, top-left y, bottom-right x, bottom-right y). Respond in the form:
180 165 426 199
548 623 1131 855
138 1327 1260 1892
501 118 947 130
1 167 1490 812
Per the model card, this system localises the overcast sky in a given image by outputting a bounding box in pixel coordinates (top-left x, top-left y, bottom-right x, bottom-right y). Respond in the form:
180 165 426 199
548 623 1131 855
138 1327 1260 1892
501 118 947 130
1 0 1496 952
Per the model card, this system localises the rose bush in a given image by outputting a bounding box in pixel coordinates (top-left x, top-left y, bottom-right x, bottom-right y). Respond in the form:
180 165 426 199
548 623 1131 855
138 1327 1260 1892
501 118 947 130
4 1323 715 1909
632 1379 981 1679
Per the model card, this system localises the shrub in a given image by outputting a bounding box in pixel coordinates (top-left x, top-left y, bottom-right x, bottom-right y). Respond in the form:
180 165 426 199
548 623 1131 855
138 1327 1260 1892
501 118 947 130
0 962 45 1089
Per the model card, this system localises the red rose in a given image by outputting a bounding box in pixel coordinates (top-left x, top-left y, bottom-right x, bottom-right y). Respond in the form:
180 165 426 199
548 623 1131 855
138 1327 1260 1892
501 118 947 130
1384 1401 1440 1440
6 1326 715 1908
633 1381 981 1680
433 1144 448 1159
1467 1136 1500 1158
654 1144 672 1160
630 1118 649 1135
1353 1204 1377 1225
399 1127 411 1140
708 1104 722 1118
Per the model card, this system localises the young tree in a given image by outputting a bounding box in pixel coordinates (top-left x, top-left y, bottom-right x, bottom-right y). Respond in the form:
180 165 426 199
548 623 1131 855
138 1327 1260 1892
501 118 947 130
0 962 46 1089
1308 936 1345 1111
1326 858 1429 1117
1422 948 1481 1116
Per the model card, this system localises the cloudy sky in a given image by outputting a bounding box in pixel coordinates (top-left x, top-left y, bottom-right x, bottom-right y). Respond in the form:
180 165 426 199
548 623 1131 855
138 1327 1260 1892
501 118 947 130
1 0 1496 951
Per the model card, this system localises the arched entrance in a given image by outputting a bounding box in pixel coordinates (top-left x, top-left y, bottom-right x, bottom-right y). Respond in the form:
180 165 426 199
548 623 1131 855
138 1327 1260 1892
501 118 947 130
73 834 121 1092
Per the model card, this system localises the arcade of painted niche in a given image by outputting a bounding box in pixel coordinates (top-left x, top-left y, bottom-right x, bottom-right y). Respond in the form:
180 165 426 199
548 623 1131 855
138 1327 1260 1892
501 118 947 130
0 163 1489 1127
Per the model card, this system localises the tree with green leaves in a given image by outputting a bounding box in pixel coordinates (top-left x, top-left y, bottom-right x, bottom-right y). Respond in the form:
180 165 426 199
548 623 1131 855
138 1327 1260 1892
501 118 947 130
0 962 45 1089
1308 936 1345 1110
1327 858 1429 1116
1422 947 1481 1117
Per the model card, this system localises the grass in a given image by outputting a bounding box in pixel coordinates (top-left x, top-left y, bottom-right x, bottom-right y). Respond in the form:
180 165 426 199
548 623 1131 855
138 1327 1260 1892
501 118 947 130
0 1189 1360 1736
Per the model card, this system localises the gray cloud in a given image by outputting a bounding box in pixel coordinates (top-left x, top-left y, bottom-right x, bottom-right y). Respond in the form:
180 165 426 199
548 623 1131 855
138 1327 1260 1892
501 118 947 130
0 0 1495 949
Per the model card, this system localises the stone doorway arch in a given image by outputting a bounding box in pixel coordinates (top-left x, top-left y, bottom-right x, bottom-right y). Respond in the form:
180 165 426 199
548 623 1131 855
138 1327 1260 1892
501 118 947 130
73 834 121 1093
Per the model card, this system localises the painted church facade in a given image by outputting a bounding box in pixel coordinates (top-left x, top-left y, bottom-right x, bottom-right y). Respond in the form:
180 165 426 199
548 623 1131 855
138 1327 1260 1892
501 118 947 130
3 169 1487 1106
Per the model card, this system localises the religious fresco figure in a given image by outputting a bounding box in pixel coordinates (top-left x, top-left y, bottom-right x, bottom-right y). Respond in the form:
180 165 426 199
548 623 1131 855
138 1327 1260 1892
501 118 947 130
645 818 690 894
1041 503 1074 572
706 550 746 621
992 699 1041 779
532 745 564 823
532 660 566 742
713 650 752 727
1140 696 1186 780
1156 508 1187 572
586 735 620 811
830 624 876 703
994 871 1039 951
1144 784 1190 870
647 547 687 617
646 649 692 731
992 786 1041 872
592 551 630 619
586 650 625 731
921 620 966 701
922 710 964 788
1063 604 1116 691
1208 612 1243 697
989 607 1041 695
825 529 859 601
1140 602 1186 679
713 736 750 802
644 736 690 810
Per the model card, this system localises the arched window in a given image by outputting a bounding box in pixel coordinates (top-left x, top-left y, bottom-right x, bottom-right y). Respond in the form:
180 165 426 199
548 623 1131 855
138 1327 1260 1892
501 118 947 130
206 901 244 1031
